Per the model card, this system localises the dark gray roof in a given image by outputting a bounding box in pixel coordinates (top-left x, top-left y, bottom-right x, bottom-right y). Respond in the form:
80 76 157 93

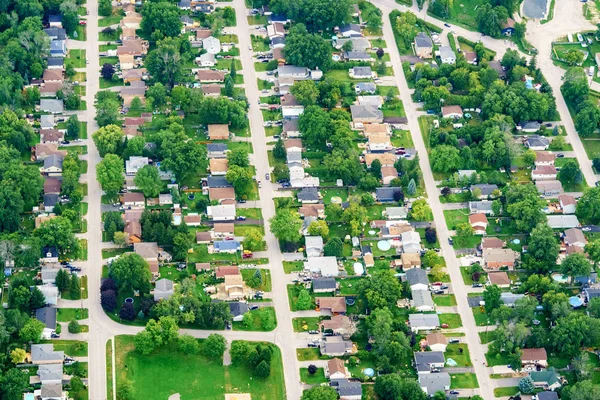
229 301 249 317
44 154 64 169
206 176 232 188
405 268 428 286
283 118 299 132
585 288 600 299
352 66 372 76
31 344 64 363
470 184 498 196
419 372 451 395
467 296 483 307
344 51 371 60
415 32 433 48
414 351 445 372
332 379 362 396
178 0 191 7
356 82 376 92
207 143 228 152
44 27 67 40
44 194 59 207
298 187 319 201
271 37 286 46
361 245 372 254
42 246 59 258
526 135 550 147
35 307 57 330
48 15 61 23
180 15 194 24
47 57 64 67
537 392 559 400
340 23 361 34
519 121 541 130
376 187 401 202
312 277 337 291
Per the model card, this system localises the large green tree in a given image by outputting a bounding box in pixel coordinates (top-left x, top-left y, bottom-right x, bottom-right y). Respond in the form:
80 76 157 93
576 187 600 224
141 1 182 38
134 165 163 198
97 154 124 201
92 124 123 157
284 24 331 71
145 38 182 89
269 209 302 244
34 217 78 255
108 252 152 293
525 223 560 274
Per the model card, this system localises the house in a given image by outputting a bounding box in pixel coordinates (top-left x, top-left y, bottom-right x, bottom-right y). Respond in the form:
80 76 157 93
36 144 66 161
213 240 242 254
536 180 564 196
277 65 310 80
43 69 63 83
299 204 325 219
122 69 146 84
312 277 337 293
317 297 347 314
343 51 373 62
196 231 212 244
355 82 377 94
43 194 59 212
534 152 557 167
41 115 55 130
37 284 58 305
411 289 435 312
209 158 229 176
283 119 300 137
488 271 511 288
529 367 562 390
201 84 222 97
47 57 64 70
208 187 236 204
518 121 542 132
502 18 516 36
33 364 63 385
564 228 587 248
224 274 245 299
41 246 59 264
401 253 422 270
349 66 373 79
206 205 236 221
229 301 249 322
44 178 61 195
426 333 448 352
537 392 559 400
123 192 145 208
35 307 57 339
405 268 428 291
326 358 350 380
41 264 61 284
40 129 64 144
30 344 64 365
438 46 456 64
401 231 422 254
365 153 397 168
419 372 451 396
208 124 230 140
584 287 600 302
350 105 383 123
408 313 440 332
215 265 240 279
526 135 550 151
331 379 362 400
469 201 494 215
532 165 557 181
304 256 339 277
44 27 67 40
464 51 478 64
40 99 64 114
212 223 235 239
414 32 433 58
133 242 161 275
414 351 445 373
119 54 135 70
38 382 66 400
339 23 362 37
42 154 64 177
385 207 408 220
125 156 149 176
368 134 392 153
334 37 371 52
441 105 463 119
297 187 320 203
159 193 173 206
124 220 142 244
376 187 402 202
483 248 518 270
469 213 488 235
320 336 355 357
501 292 525 307
50 40 67 57
547 214 580 229
363 123 390 137
320 315 356 338
198 52 216 67
197 70 225 83
154 278 174 301
470 184 498 199
521 348 548 369
207 143 228 158
559 194 577 214
488 60 507 79
306 236 324 257
284 139 303 153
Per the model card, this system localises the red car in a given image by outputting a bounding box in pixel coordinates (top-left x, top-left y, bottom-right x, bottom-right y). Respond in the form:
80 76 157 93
441 323 449 328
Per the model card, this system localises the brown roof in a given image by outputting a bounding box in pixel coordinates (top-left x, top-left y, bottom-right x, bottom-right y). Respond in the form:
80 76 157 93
558 194 576 206
482 237 505 249
317 297 347 313
327 358 346 376
469 213 488 225
40 129 64 143
272 47 285 60
488 271 510 286
464 51 477 63
123 192 145 203
320 315 353 331
184 214 201 224
123 126 140 137
122 69 145 81
281 94 299 106
124 209 143 222
209 158 229 173
381 166 397 178
363 123 388 136
503 18 516 29
535 151 556 163
43 69 64 82
196 231 212 242
426 332 448 346
35 143 66 159
121 27 137 39
196 263 211 271
533 165 557 175
148 259 159 274
442 105 463 116
564 228 587 245
119 54 134 64
40 82 63 94
208 124 230 140
124 117 145 127
215 265 239 278
298 204 325 218
566 245 584 255
214 223 235 233
117 39 146 56
201 84 222 95
401 252 421 267
209 187 235 201
44 178 62 194
197 70 225 82
284 139 303 150
483 248 517 268
121 86 146 96
521 348 547 362
196 29 212 40
124 220 142 237
364 153 397 167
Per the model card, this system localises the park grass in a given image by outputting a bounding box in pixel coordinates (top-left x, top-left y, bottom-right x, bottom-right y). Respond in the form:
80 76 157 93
433 294 457 306
292 317 323 332
439 313 463 329
450 372 479 389
494 386 519 397
57 308 89 322
300 368 327 384
232 307 277 331
106 339 113 400
115 336 286 400
43 340 88 357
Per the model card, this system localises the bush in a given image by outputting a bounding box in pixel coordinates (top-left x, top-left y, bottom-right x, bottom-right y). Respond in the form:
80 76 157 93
308 364 317 374
68 320 82 334
255 360 271 377
101 290 117 311
119 302 136 321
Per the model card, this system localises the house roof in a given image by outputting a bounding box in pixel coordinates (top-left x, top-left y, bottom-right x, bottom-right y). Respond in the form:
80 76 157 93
501 292 525 306
209 187 235 201
381 166 397 179
44 178 62 194
530 367 560 386
134 242 159 259
216 265 239 278
208 124 230 139
488 271 511 286
414 32 433 48
469 201 493 212
125 221 142 237
41 382 63 398
350 105 383 121
558 194 576 206
521 347 547 361
214 223 235 233
533 165 557 176
470 183 498 196
414 351 445 372
305 236 324 250
207 143 228 153
155 278 174 292
40 99 64 113
317 297 347 313
320 336 353 354
564 228 587 245
31 344 64 363
537 392 559 400
412 289 434 308
201 84 222 95
196 231 212 242
327 358 346 375
356 82 376 92
44 194 59 207
299 204 325 218
43 69 63 82
333 379 362 397
344 50 371 60
229 301 249 317
439 46 456 60
35 306 57 330
352 66 372 76
304 256 339 276
535 151 556 163
426 333 447 346
197 70 225 81
386 207 408 218
207 176 232 187
406 268 428 286
298 187 319 201
214 241 241 251
208 204 236 219
483 248 517 265
224 274 243 286
312 277 337 291
469 213 488 225
419 372 451 395
536 180 563 194
320 315 353 332
376 187 402 201
526 135 550 147
409 313 440 327
547 214 580 228
43 154 64 169
38 364 63 382
284 139 303 150
442 105 463 116
123 192 145 203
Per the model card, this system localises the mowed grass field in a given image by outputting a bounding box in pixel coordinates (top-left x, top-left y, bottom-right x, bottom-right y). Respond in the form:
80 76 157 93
115 336 286 400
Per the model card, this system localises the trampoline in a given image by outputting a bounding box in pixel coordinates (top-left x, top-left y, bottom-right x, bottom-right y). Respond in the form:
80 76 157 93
512 238 521 245
330 196 342 204
377 240 391 251
125 297 134 304
368 230 376 235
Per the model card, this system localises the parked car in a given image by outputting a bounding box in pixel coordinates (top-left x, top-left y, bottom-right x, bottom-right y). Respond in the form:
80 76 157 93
308 330 319 334
444 23 451 27
448 339 460 344
472 283 483 288
433 290 445 294
51 333 60 338
265 173 270 180
250 305 259 310
557 153 565 157
441 323 449 328
307 343 318 347
236 216 247 221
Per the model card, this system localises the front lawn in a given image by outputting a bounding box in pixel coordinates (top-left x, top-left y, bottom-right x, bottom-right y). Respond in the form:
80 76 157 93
236 208 263 220
450 372 479 389
443 209 469 230
472 308 491 326
101 248 131 259
67 50 86 68
42 340 88 357
232 307 277 331
115 336 286 400
485 350 513 367
283 261 303 274
446 343 471 367
241 268 272 292
439 313 463 329
494 387 519 397
292 317 324 332
296 347 329 361
460 267 487 285
287 284 317 312
433 294 457 306
300 368 327 384
57 308 89 322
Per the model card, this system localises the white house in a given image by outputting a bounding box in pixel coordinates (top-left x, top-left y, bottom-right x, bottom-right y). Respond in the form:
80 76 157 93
203 36 221 54
438 46 456 64
37 284 58 305
559 194 576 214
531 165 557 181
304 256 339 277
125 156 149 176
408 314 440 332
198 52 216 67
441 105 463 119
411 289 435 312
405 268 429 291
207 204 236 221
401 231 421 253
305 236 324 258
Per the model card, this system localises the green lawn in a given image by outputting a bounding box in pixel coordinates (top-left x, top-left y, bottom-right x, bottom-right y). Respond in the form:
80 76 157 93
390 129 414 148
433 294 457 306
287 284 316 312
460 267 487 285
115 336 286 400
232 307 277 331
435 0 487 31
57 308 89 322
42 340 88 357
300 368 327 384
450 372 479 389
106 340 113 400
236 208 263 220
478 330 495 344
486 351 513 367
101 248 131 259
443 209 469 230
446 343 471 367
296 347 329 361
99 15 123 27
292 317 324 332
473 308 491 326
241 269 272 292
439 313 463 329
283 261 303 274
494 387 519 397
67 49 86 68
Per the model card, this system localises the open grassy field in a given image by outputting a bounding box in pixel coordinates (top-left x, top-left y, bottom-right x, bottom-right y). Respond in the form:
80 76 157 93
115 336 286 400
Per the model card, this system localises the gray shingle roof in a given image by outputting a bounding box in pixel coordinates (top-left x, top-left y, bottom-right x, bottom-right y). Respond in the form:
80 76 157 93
35 307 57 330
312 277 337 291
31 344 64 363
405 268 428 286
419 372 451 395
229 301 249 317
414 351 445 372
414 32 433 48
207 176 232 188
298 187 319 201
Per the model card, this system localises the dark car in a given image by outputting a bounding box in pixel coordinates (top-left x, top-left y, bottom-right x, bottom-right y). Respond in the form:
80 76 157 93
236 216 247 221
472 283 483 288
250 305 259 310
307 343 319 347
448 238 453 245
433 290 445 294
449 390 459 395
444 23 451 27
61 140 70 145
557 153 565 157
51 333 60 338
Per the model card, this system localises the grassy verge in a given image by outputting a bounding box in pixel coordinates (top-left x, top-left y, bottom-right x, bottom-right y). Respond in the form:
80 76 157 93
494 386 519 397
450 372 479 389
106 339 113 400
300 367 327 384
57 308 89 322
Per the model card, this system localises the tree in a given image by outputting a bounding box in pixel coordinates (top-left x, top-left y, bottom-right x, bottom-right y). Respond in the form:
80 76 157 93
296 289 313 310
242 229 266 252
20 318 45 342
273 138 286 159
117 380 134 400
99 0 112 16
178 334 201 354
270 209 303 244
284 24 331 71
145 38 182 89
156 128 207 181
430 145 461 173
68 319 81 333
290 80 319 106
141 1 182 38
202 334 227 363
357 270 403 310
70 274 81 298
299 105 331 148
226 165 254 199
476 4 508 38
506 184 546 231
323 237 343 257
562 67 589 104
230 341 252 364
255 360 271 377
120 302 136 321
95 94 120 127
56 268 70 293
34 217 78 255
134 165 162 198
307 220 329 238
97 154 124 201
101 63 115 81
301 386 338 400
307 364 317 375
374 373 404 400
101 290 117 312
483 284 502 313
92 125 123 157
109 253 152 293
519 376 535 394
525 223 559 273
559 160 583 185
66 115 80 140
147 83 167 107
104 211 125 242
575 100 600 137
0 368 29 400
561 253 592 282
227 148 250 168
10 348 26 364
456 222 474 237
562 379 600 400
577 187 600 223
410 199 432 221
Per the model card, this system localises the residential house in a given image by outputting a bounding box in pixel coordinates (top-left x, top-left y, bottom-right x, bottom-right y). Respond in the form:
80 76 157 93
526 135 550 151
208 187 236 204
44 27 67 40
502 18 516 36
414 351 445 373
208 124 230 140
198 52 216 67
331 379 362 400
320 336 355 357
40 99 64 114
43 178 61 195
304 256 339 277
488 271 511 288
43 194 59 212
408 313 440 332
212 223 235 239
312 277 337 293
547 215 580 229
40 129 64 144
532 165 557 181
355 82 377 94
401 253 422 270
419 372 451 396
470 184 498 199
207 143 228 158
284 139 303 153
536 180 564 196
438 46 456 64
159 193 173 206
271 36 287 49
197 70 225 83
384 207 408 220
283 119 300 137
119 54 135 70
47 57 64 70
518 121 542 132
564 228 587 248
350 105 383 123
196 231 212 244
414 32 433 58
41 154 64 177
36 144 66 161
426 333 448 352
339 23 362 37
469 213 488 235
469 201 494 215
41 264 61 284
209 158 229 175
297 187 320 203
405 268 429 291
376 187 402 202
43 69 63 83
41 115 55 130
122 69 146 84
584 287 600 302
206 204 236 221
33 364 63 385
559 194 577 214
529 368 562 390
521 348 548 369
41 246 59 264
123 192 145 208
535 151 556 166
124 220 142 244
306 236 324 258
35 307 57 339
30 344 64 365
412 289 435 312
267 22 285 38
299 204 325 219
154 278 174 301
50 40 67 57
326 358 350 380
349 66 373 79
277 65 310 80
368 133 392 153
317 297 347 314
281 94 304 118
464 51 478 64
483 248 518 270
501 292 525 307
125 156 149 176
441 105 463 119
229 301 249 322
213 240 242 254
37 284 58 305
320 315 356 338
134 242 160 276
201 84 223 97
343 51 373 62
334 37 371 51
536 392 559 400
224 274 245 299
215 265 240 278
401 231 421 253
365 153 397 168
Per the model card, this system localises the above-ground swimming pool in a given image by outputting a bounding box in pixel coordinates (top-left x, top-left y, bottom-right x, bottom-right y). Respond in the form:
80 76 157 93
363 368 375 377
377 240 392 251
551 273 569 283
